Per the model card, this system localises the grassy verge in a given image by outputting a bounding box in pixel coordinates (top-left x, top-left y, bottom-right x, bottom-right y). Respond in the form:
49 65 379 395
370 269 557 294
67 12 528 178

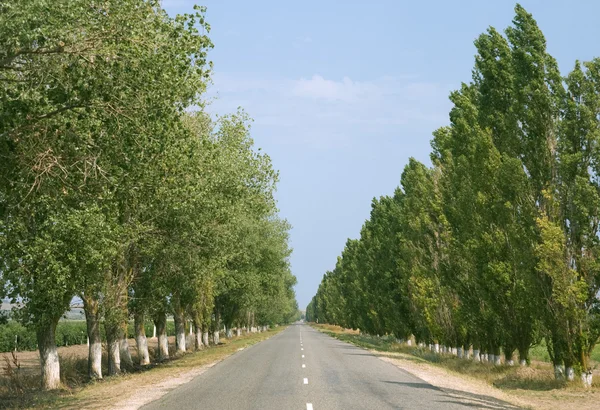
311 323 600 409
1 327 284 409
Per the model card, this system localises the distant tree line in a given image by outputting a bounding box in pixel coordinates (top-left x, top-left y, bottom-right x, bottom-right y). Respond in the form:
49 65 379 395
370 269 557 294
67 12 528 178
0 0 298 389
307 4 600 388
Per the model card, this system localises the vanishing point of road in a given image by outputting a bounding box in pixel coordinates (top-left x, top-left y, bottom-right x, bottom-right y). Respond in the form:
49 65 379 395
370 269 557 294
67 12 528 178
142 324 520 410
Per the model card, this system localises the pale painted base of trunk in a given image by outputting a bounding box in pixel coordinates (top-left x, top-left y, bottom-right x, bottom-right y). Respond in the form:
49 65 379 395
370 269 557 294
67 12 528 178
40 346 60 389
581 371 593 388
136 335 150 365
473 349 480 362
506 359 514 366
158 335 169 360
554 364 565 380
566 367 574 381
120 338 133 368
226 328 233 338
236 328 241 337
89 342 103 378
407 339 412 346
195 332 203 350
434 343 440 353
202 332 209 347
481 353 488 363
452 347 458 356
176 331 186 353
519 359 527 367
457 347 463 359
494 355 502 366
213 331 220 345
108 340 121 375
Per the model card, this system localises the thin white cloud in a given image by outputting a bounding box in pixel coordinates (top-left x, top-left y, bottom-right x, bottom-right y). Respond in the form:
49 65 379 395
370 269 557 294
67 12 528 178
291 75 380 103
204 72 453 148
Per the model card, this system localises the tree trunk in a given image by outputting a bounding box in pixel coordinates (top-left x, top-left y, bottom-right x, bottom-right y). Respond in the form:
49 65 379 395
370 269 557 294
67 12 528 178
83 296 102 379
37 319 61 390
203 331 209 347
518 346 529 366
581 370 593 388
134 311 150 365
193 320 203 350
473 349 480 362
154 312 169 361
173 296 186 353
119 321 133 369
236 328 241 337
225 325 233 339
105 322 121 376
213 330 220 345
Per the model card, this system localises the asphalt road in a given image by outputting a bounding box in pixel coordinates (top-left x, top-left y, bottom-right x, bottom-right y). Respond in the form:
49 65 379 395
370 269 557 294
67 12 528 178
142 324 519 410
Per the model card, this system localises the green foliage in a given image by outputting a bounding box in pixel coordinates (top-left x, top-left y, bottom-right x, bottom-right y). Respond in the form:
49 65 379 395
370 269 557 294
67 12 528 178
308 3 600 383
0 0 297 387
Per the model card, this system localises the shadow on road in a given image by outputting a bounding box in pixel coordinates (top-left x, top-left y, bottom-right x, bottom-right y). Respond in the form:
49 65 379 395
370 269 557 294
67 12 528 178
381 380 522 409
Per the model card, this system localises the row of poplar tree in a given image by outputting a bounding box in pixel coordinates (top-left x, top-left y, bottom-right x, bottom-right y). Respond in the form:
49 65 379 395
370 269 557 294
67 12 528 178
0 1 298 390
307 5 600 388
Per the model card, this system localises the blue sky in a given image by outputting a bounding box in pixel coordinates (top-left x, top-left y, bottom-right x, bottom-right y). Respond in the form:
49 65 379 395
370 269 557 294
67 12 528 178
162 0 600 308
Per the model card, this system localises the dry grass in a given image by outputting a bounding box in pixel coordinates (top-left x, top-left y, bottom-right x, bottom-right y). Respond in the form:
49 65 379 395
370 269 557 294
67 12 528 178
0 328 284 409
311 323 600 410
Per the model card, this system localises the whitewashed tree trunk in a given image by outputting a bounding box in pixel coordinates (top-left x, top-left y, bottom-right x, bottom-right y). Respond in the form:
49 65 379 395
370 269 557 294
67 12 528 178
154 313 169 361
37 320 61 390
488 353 494 363
554 364 565 380
134 312 150 365
520 359 527 366
566 367 574 381
473 349 480 362
153 325 156 338
213 331 220 345
83 296 102 379
407 339 412 346
581 370 593 388
464 346 470 360
119 322 133 369
494 355 502 366
173 299 186 353
107 338 121 375
202 331 209 347
225 326 233 339
506 359 514 366
193 321 203 350
481 352 488 363
457 347 463 359
452 347 458 356
434 343 440 353
236 328 241 337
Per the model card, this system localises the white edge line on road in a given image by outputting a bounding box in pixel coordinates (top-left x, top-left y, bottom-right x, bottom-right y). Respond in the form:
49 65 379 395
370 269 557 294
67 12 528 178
307 404 313 410
303 378 308 385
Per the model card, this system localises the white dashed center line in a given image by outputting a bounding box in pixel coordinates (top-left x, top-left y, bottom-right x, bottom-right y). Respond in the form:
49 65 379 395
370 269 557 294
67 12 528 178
301 348 304 351
303 378 308 385
306 404 313 410
302 364 306 368
302 354 305 358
